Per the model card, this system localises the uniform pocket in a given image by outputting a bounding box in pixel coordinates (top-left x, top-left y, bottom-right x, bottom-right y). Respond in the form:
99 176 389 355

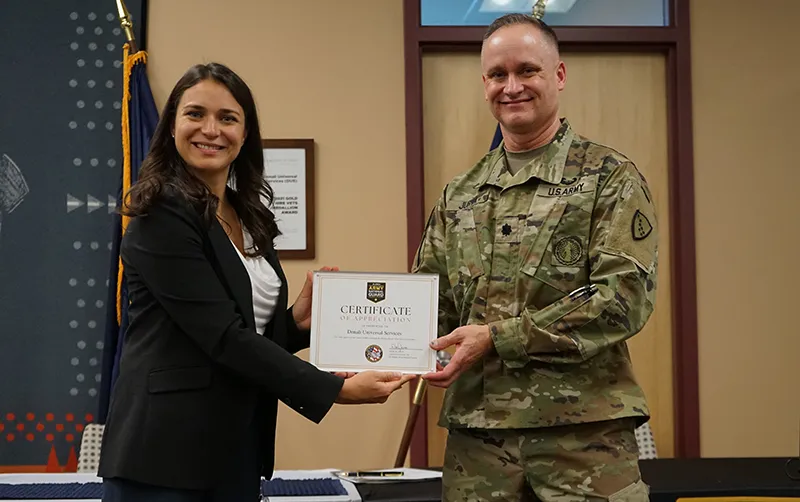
445 208 485 324
448 208 485 279
608 479 650 502
147 366 212 394
527 202 591 295
520 198 567 278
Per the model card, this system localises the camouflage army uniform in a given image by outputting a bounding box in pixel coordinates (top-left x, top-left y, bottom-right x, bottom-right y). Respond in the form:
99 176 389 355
412 119 657 501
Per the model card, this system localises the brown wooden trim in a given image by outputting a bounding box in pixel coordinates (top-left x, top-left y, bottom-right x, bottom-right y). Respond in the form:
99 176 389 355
403 0 701 465
262 138 316 260
422 43 672 55
0 465 49 473
403 0 429 469
669 0 701 458
418 26 679 45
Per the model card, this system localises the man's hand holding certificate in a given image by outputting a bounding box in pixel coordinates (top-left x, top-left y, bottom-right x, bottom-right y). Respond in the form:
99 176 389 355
309 271 439 374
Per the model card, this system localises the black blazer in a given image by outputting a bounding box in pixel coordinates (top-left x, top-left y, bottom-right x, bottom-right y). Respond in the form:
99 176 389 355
97 191 343 490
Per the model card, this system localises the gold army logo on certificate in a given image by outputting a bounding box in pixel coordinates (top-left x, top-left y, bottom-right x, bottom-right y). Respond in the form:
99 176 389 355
309 271 439 374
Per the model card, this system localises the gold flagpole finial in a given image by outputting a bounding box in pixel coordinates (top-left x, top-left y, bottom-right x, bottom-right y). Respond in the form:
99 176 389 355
532 0 547 20
116 0 138 53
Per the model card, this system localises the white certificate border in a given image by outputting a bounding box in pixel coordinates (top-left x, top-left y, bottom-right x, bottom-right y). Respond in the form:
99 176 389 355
309 271 438 374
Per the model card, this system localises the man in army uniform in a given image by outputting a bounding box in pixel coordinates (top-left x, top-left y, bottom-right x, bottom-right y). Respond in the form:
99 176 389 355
413 13 658 502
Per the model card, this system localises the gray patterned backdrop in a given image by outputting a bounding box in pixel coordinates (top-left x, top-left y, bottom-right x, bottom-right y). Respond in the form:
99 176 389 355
0 0 146 469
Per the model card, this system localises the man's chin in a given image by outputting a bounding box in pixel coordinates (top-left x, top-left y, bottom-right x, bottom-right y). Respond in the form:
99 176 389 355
499 117 537 134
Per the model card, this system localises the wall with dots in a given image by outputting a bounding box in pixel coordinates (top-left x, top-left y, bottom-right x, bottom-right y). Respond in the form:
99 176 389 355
0 0 146 470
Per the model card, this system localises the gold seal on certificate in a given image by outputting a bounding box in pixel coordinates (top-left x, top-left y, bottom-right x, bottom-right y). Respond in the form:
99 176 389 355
309 271 439 374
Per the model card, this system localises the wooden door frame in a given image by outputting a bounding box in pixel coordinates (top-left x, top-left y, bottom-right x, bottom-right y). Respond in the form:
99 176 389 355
403 0 700 466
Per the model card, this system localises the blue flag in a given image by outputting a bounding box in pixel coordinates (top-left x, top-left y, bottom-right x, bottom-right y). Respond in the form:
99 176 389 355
98 43 159 424
490 123 503 150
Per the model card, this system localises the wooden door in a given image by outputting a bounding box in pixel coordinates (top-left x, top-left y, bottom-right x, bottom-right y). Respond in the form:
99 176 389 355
422 51 674 465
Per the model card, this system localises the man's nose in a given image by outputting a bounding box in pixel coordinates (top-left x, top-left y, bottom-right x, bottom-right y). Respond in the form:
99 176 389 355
504 74 523 95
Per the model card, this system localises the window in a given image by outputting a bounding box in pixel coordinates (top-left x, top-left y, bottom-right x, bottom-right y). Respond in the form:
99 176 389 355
421 0 669 27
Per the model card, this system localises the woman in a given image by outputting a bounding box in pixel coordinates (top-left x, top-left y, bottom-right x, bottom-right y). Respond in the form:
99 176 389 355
98 62 413 501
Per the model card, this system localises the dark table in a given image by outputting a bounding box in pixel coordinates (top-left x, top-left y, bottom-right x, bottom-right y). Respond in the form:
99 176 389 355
355 458 800 502
641 457 800 502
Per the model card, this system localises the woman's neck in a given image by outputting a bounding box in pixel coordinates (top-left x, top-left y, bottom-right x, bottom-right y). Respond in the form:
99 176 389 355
191 167 230 213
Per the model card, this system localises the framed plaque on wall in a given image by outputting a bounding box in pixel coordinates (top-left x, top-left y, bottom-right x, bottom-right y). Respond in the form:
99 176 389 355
261 139 315 260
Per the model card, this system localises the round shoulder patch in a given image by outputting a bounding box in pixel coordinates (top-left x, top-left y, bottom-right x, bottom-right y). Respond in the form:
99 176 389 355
554 236 583 266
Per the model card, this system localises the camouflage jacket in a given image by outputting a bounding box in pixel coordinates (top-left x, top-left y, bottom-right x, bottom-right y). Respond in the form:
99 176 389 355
412 119 657 429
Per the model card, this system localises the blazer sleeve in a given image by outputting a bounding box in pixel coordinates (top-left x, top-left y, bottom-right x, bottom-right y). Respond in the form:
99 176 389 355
285 306 311 355
121 196 343 424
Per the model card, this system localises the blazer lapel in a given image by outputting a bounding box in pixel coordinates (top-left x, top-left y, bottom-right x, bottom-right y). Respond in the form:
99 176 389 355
208 219 256 330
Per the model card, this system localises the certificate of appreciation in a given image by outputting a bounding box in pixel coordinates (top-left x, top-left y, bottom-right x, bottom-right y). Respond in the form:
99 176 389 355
309 271 439 374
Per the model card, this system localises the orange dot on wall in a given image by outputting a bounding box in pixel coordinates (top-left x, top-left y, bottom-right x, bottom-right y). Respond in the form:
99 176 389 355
46 434 54 442
26 413 34 421
5 413 13 421
45 413 54 422
56 424 64 432
65 433 74 442
36 423 45 432
66 413 74 422
85 414 94 423
75 424 85 433
25 433 34 441
16 424 24 431
0 424 4 432
5 433 14 442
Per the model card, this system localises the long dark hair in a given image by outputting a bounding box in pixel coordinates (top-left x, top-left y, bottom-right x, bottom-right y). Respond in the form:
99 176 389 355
122 62 280 257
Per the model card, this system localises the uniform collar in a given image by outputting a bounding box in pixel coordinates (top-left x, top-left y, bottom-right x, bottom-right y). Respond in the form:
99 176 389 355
478 118 574 190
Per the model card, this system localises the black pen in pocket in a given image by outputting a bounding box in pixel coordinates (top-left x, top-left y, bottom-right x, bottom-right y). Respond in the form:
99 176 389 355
568 284 598 302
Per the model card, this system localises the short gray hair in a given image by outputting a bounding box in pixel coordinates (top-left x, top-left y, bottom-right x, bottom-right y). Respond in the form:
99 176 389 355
483 13 560 54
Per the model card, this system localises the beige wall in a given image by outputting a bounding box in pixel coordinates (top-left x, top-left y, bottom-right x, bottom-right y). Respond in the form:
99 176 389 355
146 0 410 470
144 0 800 464
691 0 800 457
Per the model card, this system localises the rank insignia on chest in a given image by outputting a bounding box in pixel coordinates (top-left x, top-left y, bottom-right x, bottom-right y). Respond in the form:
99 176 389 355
632 210 653 240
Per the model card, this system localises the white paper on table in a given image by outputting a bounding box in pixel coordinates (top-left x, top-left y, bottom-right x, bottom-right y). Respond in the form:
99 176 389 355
331 467 442 484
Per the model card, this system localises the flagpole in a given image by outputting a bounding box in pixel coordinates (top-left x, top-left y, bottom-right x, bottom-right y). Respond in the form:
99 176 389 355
394 378 428 467
115 0 138 54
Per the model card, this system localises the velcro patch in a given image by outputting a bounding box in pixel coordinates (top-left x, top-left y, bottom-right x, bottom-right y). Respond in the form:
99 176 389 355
604 179 657 273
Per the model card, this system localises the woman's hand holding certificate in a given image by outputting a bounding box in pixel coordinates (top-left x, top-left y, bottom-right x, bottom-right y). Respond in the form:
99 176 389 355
335 371 416 404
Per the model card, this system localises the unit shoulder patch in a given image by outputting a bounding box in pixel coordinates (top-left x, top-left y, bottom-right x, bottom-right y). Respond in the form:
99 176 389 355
631 210 653 240
603 176 657 273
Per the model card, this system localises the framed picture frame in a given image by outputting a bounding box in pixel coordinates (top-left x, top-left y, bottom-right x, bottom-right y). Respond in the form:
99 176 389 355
261 139 315 260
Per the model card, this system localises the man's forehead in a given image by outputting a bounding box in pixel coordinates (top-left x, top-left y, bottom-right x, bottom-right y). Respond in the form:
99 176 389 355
481 33 553 70
482 24 553 57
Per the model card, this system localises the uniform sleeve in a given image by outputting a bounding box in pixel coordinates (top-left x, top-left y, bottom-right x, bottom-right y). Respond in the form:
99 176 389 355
411 188 460 339
489 162 658 366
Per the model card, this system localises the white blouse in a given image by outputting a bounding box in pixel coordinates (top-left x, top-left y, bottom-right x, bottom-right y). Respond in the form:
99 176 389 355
229 226 282 335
